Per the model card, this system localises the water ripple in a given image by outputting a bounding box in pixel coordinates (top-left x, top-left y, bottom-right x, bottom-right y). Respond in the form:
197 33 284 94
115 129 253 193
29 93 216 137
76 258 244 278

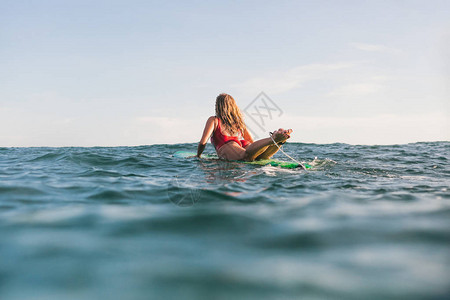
0 142 449 300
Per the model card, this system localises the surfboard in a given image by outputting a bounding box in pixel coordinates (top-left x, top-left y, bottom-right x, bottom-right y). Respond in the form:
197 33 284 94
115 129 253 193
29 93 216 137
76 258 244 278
173 151 311 169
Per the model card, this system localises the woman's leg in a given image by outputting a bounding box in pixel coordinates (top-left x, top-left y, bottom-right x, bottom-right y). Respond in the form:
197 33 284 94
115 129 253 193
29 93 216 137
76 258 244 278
217 129 292 161
242 138 273 161
255 144 280 160
254 129 292 160
243 129 292 161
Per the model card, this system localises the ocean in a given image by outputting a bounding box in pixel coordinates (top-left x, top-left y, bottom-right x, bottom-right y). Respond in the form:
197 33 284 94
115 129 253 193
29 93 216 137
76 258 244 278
0 142 449 300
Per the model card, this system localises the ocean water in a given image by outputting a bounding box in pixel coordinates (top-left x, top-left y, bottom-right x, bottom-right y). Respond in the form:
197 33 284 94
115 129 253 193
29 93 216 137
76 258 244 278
0 142 449 300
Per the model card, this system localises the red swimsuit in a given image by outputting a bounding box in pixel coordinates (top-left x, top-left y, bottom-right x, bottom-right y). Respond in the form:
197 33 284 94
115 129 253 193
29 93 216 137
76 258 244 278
211 117 250 151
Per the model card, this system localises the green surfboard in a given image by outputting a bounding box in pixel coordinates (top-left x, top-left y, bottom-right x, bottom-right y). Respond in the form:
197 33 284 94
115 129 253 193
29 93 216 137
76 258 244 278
173 151 310 169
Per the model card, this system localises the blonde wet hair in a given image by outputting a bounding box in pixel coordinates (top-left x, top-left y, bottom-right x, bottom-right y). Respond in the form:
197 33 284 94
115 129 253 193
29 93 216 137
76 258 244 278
215 93 246 136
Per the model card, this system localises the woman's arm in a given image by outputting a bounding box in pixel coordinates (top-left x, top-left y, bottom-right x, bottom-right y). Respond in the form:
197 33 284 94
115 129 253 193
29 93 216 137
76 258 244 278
197 116 215 157
243 126 254 143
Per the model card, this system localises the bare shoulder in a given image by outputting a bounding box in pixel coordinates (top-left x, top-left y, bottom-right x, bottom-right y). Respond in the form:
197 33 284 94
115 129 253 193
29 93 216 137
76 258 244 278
207 116 217 126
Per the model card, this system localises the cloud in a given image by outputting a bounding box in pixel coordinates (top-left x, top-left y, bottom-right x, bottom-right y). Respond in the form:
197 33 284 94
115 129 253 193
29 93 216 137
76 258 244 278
326 74 391 98
232 62 356 95
327 82 383 97
351 43 402 54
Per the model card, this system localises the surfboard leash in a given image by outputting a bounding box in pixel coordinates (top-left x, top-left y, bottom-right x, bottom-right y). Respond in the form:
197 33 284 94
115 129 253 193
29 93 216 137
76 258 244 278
269 132 306 170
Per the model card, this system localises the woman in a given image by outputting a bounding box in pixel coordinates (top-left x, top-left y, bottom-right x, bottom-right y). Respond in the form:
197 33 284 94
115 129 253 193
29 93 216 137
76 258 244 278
197 93 292 161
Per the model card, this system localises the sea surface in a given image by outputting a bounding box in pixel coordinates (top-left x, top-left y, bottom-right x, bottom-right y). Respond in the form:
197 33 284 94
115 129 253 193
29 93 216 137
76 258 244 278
0 142 449 300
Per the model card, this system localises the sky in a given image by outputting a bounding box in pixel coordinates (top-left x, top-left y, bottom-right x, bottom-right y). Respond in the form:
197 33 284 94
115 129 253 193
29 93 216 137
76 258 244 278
0 0 449 146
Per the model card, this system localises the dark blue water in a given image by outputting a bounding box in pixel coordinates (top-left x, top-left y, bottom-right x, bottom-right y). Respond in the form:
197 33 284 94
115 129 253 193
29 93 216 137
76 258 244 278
0 142 449 299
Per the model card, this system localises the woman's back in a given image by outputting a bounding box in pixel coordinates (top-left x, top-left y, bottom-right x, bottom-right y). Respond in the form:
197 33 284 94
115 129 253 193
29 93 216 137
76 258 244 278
211 117 245 151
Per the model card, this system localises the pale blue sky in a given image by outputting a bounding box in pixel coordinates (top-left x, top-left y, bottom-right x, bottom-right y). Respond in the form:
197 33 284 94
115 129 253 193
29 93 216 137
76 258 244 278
1 0 449 146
